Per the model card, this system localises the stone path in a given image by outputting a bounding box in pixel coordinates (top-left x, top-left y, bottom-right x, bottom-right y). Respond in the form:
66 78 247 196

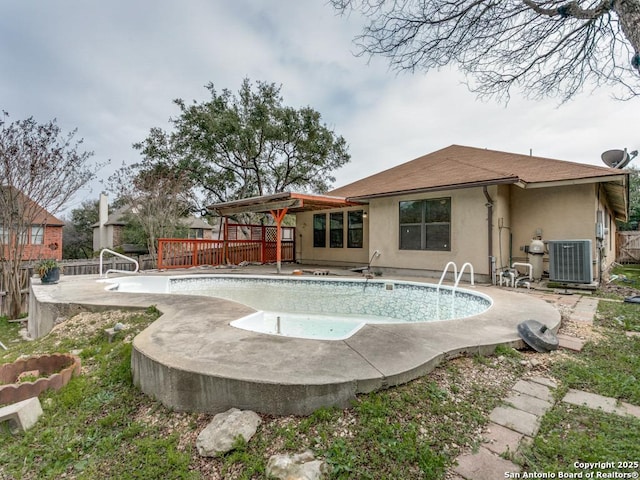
451 291 640 479
452 377 556 480
452 377 640 480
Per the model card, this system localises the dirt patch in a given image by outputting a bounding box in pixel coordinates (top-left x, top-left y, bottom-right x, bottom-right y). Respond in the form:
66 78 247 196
49 311 133 341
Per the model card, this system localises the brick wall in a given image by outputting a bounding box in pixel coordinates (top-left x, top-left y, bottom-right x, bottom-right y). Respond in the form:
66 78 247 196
19 225 63 261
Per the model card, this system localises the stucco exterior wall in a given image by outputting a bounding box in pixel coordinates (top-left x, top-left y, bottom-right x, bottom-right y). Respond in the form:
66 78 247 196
93 224 118 251
296 206 369 267
297 182 620 283
493 184 512 271
595 185 619 275
509 183 601 281
510 184 595 260
367 187 492 278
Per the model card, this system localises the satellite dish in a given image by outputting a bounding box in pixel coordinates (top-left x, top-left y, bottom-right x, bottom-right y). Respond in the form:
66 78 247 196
601 148 638 169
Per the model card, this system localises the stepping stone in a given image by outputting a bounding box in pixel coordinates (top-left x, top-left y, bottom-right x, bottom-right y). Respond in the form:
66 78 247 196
556 334 586 351
562 389 617 413
483 422 524 455
490 406 540 436
626 331 640 338
528 376 558 389
504 392 553 416
570 313 594 323
577 298 599 309
618 401 640 419
454 447 520 480
563 389 640 419
512 380 553 403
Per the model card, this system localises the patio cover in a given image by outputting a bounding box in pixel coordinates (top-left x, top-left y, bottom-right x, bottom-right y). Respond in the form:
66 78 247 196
207 192 361 272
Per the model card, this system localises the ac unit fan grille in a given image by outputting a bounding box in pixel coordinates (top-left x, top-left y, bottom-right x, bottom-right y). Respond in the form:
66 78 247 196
548 240 592 283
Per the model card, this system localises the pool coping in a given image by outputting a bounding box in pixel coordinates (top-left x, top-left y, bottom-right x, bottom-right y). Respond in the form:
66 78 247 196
28 271 561 416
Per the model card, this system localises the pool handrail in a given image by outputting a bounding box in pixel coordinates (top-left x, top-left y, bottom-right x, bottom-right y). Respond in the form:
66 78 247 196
437 261 458 293
454 262 475 289
99 248 139 278
438 261 475 319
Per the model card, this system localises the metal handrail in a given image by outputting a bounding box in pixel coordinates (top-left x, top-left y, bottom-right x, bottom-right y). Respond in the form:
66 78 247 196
99 248 139 278
454 262 475 289
437 261 475 320
437 261 458 292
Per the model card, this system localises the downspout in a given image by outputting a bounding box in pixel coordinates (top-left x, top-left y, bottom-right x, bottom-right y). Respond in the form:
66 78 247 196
483 186 494 283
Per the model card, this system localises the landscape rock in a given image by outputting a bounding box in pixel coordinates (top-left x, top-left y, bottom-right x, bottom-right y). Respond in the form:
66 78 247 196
196 408 261 457
266 450 329 480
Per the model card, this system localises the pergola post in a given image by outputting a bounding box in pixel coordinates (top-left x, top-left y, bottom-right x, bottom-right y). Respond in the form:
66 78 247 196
269 208 289 274
222 216 228 265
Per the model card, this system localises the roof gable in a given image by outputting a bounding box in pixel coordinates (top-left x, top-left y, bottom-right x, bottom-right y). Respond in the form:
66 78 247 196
0 186 64 226
92 203 215 229
329 145 627 199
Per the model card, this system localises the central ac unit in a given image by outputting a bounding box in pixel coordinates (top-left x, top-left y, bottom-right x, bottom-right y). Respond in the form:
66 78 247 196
548 240 593 283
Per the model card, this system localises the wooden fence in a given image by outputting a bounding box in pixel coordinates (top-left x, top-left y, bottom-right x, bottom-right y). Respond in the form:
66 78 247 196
617 231 640 263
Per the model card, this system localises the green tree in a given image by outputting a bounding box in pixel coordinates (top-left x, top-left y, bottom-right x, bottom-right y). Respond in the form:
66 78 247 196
331 0 640 101
62 200 99 259
134 79 351 212
618 166 640 230
0 111 100 318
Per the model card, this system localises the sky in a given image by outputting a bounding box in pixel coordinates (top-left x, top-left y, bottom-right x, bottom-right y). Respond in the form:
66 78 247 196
1 0 638 215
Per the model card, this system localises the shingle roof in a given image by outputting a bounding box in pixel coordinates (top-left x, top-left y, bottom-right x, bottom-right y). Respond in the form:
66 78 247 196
329 145 627 199
92 204 216 229
0 186 64 226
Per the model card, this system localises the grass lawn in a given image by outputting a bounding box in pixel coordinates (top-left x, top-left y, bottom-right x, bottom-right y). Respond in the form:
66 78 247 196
2 288 640 479
1 309 524 479
610 263 640 288
518 295 640 473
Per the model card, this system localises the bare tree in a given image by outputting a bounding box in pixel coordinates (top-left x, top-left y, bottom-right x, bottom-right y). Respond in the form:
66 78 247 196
0 112 99 319
108 159 196 262
331 0 640 101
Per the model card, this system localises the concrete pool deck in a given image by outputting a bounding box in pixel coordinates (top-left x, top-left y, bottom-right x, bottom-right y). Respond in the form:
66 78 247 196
28 268 561 415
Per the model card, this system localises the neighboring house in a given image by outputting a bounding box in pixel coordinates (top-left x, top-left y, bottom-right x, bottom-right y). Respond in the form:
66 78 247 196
210 145 629 284
0 187 64 261
92 194 218 252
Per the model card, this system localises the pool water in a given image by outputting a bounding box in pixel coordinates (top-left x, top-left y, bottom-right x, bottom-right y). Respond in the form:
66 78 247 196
237 311 367 340
106 275 492 340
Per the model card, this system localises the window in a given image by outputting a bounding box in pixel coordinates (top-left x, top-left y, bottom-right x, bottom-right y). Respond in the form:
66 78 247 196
313 214 326 247
347 210 363 248
189 228 204 239
31 225 44 244
330 212 344 248
399 198 450 251
17 227 28 245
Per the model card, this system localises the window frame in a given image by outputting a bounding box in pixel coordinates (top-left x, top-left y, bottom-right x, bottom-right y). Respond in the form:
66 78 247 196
329 212 344 248
313 213 326 248
399 197 451 251
188 228 204 239
347 210 364 249
31 225 44 245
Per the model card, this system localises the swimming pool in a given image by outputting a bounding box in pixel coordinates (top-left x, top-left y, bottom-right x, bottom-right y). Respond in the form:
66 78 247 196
31 273 560 415
106 274 492 340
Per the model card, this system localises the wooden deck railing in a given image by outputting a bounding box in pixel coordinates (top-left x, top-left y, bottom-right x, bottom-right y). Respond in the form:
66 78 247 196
157 237 295 270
